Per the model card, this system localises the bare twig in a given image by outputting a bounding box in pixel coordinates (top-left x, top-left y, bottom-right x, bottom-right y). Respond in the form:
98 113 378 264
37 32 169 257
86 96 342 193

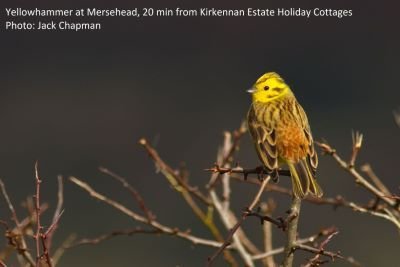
99 167 155 221
384 194 400 200
231 175 349 207
70 227 161 247
210 190 253 267
206 122 247 189
282 197 302 267
260 201 276 267
0 179 35 266
349 131 363 168
34 162 53 267
252 227 338 261
34 162 41 265
207 125 267 261
52 234 77 266
139 138 211 205
68 176 227 249
303 230 339 267
207 176 271 267
221 137 232 211
348 202 400 229
45 210 65 237
232 174 400 229
316 141 397 209
295 243 342 260
295 243 361 266
138 138 237 266
226 211 263 255
46 175 64 251
360 164 391 196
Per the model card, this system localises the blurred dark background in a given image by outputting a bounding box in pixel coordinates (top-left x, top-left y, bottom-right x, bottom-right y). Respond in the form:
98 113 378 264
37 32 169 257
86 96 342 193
1 0 399 266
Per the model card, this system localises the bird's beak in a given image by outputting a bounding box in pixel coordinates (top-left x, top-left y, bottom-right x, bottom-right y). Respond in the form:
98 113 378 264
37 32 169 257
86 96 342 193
247 87 256 94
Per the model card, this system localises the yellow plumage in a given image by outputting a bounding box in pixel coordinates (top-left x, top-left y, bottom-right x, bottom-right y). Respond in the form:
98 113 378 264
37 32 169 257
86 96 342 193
246 72 323 198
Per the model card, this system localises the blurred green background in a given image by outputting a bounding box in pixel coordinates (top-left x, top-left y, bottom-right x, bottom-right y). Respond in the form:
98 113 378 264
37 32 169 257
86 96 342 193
1 0 399 266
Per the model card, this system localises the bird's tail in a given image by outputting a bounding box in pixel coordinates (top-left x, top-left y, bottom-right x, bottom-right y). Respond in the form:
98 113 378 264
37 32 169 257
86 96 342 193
287 160 323 199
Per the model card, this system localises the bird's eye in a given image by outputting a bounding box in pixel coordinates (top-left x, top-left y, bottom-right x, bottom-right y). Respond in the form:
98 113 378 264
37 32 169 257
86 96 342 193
264 86 270 91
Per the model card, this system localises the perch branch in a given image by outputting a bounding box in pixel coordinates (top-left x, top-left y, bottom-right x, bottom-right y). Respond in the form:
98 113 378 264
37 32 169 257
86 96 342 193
206 165 291 181
207 125 265 258
281 197 302 267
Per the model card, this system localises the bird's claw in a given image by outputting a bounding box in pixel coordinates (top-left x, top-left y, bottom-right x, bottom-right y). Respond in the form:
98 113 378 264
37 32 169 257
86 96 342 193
255 166 266 181
272 169 280 183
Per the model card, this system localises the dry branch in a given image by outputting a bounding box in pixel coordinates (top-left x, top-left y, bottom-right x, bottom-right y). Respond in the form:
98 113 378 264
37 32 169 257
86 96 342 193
99 167 155 221
207 177 271 267
282 197 301 267
316 140 397 208
34 162 53 267
69 176 226 249
46 175 64 251
138 138 237 266
316 137 400 230
0 179 35 266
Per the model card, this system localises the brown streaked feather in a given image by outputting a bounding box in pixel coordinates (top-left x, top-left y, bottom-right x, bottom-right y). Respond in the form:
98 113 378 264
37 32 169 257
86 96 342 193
247 104 278 172
248 98 319 176
296 102 319 174
247 90 322 198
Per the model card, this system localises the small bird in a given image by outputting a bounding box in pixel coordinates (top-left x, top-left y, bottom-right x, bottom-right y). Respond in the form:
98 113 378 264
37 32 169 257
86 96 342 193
247 72 323 198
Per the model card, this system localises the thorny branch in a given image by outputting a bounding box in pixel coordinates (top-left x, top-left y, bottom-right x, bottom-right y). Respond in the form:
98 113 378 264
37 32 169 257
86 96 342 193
0 179 35 266
316 133 400 230
6 122 400 266
34 162 53 267
207 177 271 267
69 176 226 249
69 227 161 247
1 163 66 267
138 138 237 266
302 230 339 267
282 197 301 267
98 167 155 222
207 126 260 266
206 164 291 181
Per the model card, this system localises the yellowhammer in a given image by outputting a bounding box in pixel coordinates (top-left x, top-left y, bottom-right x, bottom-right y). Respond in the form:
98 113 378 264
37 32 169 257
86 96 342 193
247 72 323 198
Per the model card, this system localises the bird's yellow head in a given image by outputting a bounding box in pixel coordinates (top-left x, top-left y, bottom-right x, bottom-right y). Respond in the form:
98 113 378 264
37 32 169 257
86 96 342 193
248 72 292 103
